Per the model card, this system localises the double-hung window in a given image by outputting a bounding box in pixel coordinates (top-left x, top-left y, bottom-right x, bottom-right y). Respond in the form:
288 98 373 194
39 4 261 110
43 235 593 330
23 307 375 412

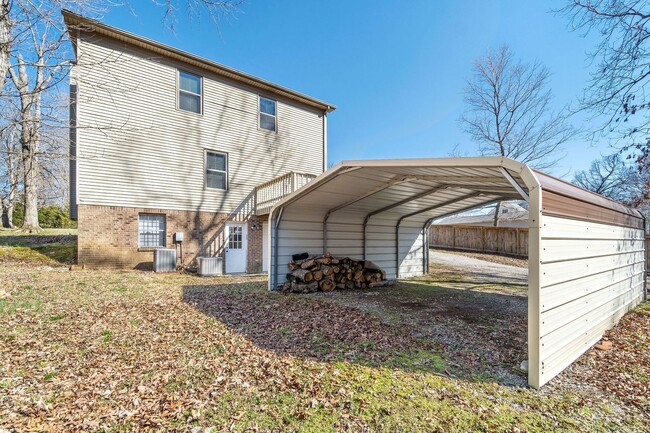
206 151 228 190
178 70 202 114
259 96 276 131
139 214 166 248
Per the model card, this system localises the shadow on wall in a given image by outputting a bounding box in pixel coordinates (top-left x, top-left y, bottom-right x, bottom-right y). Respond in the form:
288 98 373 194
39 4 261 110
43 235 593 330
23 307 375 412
181 276 529 386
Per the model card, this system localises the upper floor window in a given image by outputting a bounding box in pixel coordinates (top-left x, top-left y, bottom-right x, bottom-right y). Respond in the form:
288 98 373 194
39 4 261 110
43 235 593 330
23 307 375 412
139 214 166 248
259 96 276 131
206 151 227 190
178 70 202 114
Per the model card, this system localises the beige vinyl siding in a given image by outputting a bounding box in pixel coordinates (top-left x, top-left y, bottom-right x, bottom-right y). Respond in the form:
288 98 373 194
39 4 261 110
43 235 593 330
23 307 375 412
73 32 324 214
536 215 645 387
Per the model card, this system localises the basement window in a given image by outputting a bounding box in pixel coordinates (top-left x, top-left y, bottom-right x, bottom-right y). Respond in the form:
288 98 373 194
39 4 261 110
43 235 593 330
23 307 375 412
259 96 276 131
178 70 202 114
206 151 228 190
139 214 166 248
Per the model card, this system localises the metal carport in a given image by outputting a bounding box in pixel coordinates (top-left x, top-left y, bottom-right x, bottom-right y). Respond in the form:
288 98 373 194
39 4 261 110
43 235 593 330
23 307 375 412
267 157 646 388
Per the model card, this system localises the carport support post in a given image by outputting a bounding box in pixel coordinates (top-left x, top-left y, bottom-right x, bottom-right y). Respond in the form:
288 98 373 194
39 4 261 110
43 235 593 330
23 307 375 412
527 183 543 389
393 192 485 280
270 206 284 290
422 217 434 274
363 184 450 260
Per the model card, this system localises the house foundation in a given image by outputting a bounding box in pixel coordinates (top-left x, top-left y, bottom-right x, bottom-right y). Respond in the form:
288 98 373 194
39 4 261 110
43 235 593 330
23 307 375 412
77 204 266 272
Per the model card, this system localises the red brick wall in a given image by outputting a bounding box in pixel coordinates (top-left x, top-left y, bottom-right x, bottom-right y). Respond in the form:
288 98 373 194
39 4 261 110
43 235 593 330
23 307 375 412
246 215 268 273
77 204 265 271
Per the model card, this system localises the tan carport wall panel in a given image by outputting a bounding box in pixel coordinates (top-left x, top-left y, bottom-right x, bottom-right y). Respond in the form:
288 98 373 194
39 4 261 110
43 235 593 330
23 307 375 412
534 172 646 388
267 157 646 389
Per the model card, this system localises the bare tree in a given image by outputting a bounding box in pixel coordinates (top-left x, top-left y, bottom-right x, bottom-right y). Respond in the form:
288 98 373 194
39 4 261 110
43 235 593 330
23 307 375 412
572 154 638 203
460 45 573 225
460 46 573 170
157 0 243 29
562 0 650 202
0 126 20 228
7 1 73 231
0 0 10 93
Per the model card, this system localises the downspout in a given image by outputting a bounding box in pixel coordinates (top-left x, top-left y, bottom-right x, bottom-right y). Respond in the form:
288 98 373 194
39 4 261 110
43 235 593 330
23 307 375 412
322 110 328 173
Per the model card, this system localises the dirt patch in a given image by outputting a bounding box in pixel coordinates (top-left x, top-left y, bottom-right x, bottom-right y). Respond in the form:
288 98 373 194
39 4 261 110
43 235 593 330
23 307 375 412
315 274 529 386
183 284 433 365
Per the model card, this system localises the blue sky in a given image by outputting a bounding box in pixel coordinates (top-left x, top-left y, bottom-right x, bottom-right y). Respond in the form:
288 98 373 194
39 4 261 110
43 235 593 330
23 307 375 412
104 0 603 178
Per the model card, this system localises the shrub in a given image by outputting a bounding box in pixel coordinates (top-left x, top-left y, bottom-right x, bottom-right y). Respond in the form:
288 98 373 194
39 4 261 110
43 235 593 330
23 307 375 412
12 203 77 229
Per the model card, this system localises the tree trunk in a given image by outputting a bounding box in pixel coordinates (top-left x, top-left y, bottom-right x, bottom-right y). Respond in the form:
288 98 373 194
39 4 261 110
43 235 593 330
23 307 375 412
493 201 501 227
21 135 40 231
2 194 14 228
1 129 18 229
1 202 8 228
10 55 42 232
19 92 41 232
0 0 10 93
2 202 13 228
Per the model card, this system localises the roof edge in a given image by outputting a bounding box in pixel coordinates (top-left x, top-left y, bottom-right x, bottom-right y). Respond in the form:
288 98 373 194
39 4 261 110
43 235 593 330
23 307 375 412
61 9 336 113
268 156 532 214
270 157 642 223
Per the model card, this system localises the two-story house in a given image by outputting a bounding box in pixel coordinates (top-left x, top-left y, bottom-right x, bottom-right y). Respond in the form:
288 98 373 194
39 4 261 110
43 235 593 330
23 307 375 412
64 11 335 272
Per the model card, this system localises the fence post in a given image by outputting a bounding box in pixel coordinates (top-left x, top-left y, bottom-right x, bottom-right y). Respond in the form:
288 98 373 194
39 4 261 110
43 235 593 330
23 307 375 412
452 226 456 250
481 227 486 253
516 228 520 257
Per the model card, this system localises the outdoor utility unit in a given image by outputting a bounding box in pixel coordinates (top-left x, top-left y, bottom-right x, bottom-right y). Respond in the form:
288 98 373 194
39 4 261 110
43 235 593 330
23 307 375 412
174 232 184 243
198 257 224 276
153 249 177 272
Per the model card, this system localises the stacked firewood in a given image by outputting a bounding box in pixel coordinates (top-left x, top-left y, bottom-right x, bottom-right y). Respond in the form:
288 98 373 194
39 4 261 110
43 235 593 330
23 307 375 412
282 252 395 293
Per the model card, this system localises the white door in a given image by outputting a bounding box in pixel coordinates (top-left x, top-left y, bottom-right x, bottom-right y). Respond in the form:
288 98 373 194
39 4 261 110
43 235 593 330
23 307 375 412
262 222 269 272
225 223 247 273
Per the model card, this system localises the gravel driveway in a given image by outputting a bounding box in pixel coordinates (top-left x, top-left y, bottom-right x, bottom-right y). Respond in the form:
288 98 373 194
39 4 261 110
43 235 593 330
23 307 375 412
429 250 527 284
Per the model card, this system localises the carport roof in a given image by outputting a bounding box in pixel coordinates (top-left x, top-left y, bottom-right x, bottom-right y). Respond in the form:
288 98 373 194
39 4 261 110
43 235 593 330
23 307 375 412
270 157 643 229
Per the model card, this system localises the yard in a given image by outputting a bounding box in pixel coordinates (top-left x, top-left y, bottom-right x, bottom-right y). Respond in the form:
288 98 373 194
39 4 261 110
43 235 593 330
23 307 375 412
0 233 648 432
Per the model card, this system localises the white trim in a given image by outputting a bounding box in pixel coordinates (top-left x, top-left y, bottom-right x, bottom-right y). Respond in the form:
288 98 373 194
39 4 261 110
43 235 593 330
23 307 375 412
177 69 203 115
258 95 277 132
204 150 228 191
225 222 248 273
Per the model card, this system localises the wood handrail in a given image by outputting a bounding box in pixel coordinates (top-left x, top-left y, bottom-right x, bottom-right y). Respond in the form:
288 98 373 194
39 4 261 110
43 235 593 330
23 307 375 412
255 171 317 214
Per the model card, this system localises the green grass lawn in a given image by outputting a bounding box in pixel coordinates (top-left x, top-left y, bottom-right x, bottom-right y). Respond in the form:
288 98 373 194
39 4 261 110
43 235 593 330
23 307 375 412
0 235 647 432
0 228 77 265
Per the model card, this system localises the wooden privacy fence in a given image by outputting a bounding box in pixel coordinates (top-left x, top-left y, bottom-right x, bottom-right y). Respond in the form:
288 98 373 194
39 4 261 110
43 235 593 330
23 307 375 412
429 225 529 258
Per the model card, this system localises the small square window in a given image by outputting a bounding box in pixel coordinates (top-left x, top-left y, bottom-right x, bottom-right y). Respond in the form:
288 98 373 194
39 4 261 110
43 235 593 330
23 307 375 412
228 225 243 250
259 96 276 131
178 70 202 114
139 214 166 248
206 151 227 190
